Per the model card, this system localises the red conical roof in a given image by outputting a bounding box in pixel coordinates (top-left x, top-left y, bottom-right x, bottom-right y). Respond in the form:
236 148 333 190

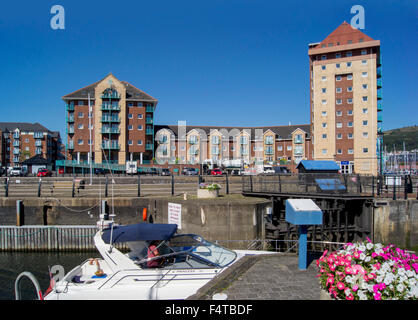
315 21 374 49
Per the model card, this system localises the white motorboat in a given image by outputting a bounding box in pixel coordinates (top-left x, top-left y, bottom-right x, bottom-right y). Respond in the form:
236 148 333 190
42 218 273 300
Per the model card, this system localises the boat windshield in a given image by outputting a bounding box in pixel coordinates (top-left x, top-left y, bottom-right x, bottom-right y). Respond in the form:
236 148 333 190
168 234 237 268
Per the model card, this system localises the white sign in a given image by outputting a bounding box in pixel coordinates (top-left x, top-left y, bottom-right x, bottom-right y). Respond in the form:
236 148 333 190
168 203 182 230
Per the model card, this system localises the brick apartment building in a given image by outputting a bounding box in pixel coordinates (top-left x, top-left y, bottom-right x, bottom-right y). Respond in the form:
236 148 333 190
308 22 382 175
154 124 312 169
0 122 62 169
62 73 157 167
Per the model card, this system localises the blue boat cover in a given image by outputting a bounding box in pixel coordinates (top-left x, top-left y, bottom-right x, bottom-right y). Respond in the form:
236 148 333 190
101 223 178 244
315 179 346 191
297 160 340 171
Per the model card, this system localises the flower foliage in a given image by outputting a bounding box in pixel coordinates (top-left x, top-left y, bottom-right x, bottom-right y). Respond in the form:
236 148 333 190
316 239 418 300
199 183 221 191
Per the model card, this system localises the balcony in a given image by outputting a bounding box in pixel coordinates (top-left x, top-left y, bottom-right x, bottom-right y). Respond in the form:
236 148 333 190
66 114 75 123
145 118 153 124
101 92 120 99
101 127 120 134
377 79 382 88
377 92 382 100
101 104 120 111
68 141 74 149
293 137 303 144
13 148 20 155
264 139 274 145
145 143 154 151
377 68 382 78
378 114 383 123
377 103 383 112
13 141 20 147
13 133 19 139
35 148 42 155
264 148 274 155
189 138 198 145
101 116 120 123
35 140 42 147
294 147 304 155
66 102 74 111
68 127 74 134
13 157 20 163
101 141 120 150
146 105 154 113
146 128 154 135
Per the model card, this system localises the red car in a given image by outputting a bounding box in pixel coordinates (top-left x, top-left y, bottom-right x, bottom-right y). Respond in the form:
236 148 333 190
37 168 52 177
211 168 223 176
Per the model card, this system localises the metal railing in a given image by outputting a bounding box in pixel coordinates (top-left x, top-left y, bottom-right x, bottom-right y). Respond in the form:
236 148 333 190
0 174 243 198
242 173 418 199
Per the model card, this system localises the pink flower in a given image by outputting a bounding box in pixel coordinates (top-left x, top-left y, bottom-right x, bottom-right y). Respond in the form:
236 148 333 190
367 273 376 280
352 285 359 292
374 292 381 300
353 251 360 259
345 266 353 275
379 283 386 291
326 277 334 286
346 293 354 300
337 282 345 290
373 284 380 294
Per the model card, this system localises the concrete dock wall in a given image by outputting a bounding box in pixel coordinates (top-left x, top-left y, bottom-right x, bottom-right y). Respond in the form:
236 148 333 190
0 195 271 251
373 199 418 251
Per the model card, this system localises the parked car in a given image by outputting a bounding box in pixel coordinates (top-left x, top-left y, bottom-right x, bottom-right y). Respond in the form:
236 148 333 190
160 168 171 176
184 168 198 176
0 167 5 177
10 167 28 177
37 168 52 177
95 168 106 175
273 166 289 174
211 168 223 176
262 166 275 175
230 169 242 176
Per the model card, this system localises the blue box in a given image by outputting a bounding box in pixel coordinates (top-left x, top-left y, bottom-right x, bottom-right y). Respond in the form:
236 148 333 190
285 199 322 225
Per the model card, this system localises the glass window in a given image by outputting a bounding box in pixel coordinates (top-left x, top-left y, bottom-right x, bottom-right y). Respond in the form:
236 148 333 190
363 148 368 153
347 98 353 104
347 74 353 80
335 53 341 58
137 114 143 119
128 113 133 119
128 140 133 145
362 72 368 77
363 120 368 126
348 133 353 139
78 112 84 118
321 65 326 70
137 125 143 130
336 63 340 68
361 49 367 55
346 51 352 57
348 149 354 154
347 62 352 67
336 111 342 116
322 88 326 93
362 84 368 90
337 133 342 139
348 122 353 127
362 60 367 65
128 125 133 130
347 110 353 115
336 75 342 81
336 88 342 93
336 122 342 128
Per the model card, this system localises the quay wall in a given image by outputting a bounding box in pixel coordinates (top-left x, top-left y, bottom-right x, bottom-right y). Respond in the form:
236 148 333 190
373 199 418 251
0 196 271 250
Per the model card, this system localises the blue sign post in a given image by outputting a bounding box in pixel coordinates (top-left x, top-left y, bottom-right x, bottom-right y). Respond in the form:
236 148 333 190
285 199 323 270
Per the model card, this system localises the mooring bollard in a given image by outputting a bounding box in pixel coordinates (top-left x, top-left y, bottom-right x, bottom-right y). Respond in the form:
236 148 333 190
105 176 108 198
5 178 9 197
38 178 42 198
16 200 24 226
285 199 323 270
171 174 174 196
226 172 229 194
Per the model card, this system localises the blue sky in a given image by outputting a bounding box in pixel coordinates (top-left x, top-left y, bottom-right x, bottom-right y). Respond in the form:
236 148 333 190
0 0 416 137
